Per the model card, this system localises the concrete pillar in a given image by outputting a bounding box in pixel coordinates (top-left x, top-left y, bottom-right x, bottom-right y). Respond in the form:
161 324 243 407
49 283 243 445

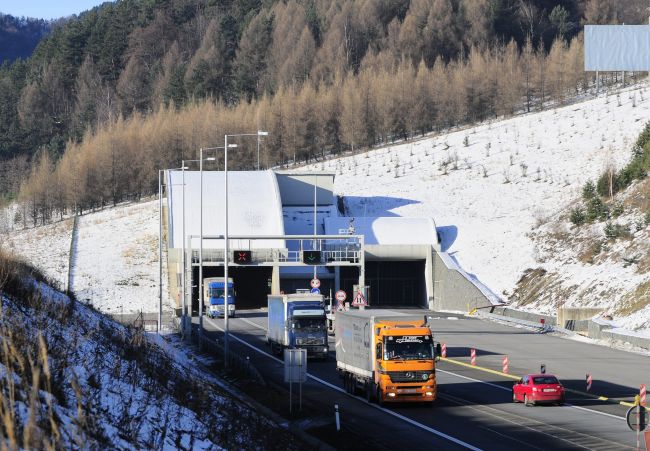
335 266 341 291
425 247 435 310
271 265 280 294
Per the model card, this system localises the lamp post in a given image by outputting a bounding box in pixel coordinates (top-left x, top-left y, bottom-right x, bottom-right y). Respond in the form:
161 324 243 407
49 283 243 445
193 146 234 350
222 132 263 368
199 149 216 349
256 130 268 171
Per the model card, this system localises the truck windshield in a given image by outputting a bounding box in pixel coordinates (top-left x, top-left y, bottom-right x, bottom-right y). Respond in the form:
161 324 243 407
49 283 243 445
292 317 325 331
384 335 433 360
209 288 224 298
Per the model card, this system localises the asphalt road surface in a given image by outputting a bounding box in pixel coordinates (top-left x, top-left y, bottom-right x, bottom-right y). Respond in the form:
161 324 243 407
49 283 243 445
198 309 648 450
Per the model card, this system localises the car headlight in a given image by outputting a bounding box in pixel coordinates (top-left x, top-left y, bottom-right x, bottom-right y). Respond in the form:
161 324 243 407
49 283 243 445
421 373 429 380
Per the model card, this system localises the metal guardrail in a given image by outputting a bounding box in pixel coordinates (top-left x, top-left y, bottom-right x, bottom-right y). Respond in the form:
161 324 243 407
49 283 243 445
190 237 361 265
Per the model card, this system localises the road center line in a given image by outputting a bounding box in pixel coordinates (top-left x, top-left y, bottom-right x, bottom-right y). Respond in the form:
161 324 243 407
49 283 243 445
204 316 482 451
437 369 626 421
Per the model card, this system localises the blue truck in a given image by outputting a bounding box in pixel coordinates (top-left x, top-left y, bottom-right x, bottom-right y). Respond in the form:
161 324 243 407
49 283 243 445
203 277 236 318
267 293 329 359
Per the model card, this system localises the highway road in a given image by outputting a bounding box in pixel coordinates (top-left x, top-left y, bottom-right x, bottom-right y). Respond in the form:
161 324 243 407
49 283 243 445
199 309 648 450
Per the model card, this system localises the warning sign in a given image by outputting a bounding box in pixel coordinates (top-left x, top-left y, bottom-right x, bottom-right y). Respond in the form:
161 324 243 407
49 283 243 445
351 290 367 307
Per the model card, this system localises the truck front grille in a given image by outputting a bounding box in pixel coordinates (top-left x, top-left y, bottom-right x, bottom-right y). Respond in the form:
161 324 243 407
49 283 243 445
296 338 325 345
388 371 430 383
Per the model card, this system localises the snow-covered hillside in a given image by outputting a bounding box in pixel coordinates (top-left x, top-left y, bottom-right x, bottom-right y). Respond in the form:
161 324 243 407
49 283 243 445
3 200 171 315
0 267 299 449
303 83 650 330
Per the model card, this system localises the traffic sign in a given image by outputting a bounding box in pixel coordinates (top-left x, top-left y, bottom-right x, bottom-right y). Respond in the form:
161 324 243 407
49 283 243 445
302 250 321 264
627 405 647 432
233 250 252 263
351 290 367 307
310 278 321 288
310 287 320 294
335 290 347 302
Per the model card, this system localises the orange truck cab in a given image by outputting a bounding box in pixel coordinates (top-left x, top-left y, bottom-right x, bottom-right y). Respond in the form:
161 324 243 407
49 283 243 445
335 310 439 405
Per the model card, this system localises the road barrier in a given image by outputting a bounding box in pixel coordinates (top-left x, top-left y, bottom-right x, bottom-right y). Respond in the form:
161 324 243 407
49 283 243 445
502 355 509 374
441 343 447 358
587 374 593 392
470 348 476 366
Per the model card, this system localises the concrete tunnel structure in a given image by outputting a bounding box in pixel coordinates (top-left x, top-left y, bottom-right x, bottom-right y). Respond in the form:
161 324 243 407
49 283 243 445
162 169 500 313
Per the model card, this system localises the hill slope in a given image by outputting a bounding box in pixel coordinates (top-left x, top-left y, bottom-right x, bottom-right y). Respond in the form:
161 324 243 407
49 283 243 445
304 82 650 330
0 254 299 449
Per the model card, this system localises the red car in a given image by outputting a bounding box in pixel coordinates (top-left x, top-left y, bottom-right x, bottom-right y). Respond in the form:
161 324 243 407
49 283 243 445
512 374 565 406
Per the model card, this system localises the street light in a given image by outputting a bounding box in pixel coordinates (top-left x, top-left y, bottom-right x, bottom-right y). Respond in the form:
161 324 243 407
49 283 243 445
257 130 268 171
194 146 235 349
222 132 265 368
199 149 217 349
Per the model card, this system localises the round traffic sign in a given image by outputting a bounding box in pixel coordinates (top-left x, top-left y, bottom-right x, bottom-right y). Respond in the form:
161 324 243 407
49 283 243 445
310 287 321 294
310 278 321 288
626 405 647 432
335 290 347 302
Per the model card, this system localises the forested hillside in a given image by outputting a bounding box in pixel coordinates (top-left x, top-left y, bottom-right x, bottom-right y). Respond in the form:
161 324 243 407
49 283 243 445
0 14 51 63
1 0 648 223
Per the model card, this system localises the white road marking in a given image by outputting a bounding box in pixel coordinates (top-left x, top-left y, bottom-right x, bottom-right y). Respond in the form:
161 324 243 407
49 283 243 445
204 316 482 451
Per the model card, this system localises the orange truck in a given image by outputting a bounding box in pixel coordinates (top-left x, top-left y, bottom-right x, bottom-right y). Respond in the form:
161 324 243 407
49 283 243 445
335 310 439 405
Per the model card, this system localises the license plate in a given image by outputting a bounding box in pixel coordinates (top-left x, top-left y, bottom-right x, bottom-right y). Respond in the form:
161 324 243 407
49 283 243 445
398 388 417 394
543 388 556 393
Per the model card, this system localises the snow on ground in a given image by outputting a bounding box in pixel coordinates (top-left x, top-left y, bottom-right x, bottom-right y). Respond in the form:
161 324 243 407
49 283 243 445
302 82 650 329
1 218 73 290
72 200 169 314
0 280 297 449
1 199 171 315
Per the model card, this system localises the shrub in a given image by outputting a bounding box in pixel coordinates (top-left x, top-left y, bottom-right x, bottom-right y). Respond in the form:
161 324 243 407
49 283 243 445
596 169 621 197
604 221 630 240
604 222 618 239
611 201 624 218
569 207 586 226
586 196 608 222
582 181 596 200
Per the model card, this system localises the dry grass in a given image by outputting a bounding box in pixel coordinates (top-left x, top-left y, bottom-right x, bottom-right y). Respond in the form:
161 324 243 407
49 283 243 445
0 249 300 449
616 281 650 316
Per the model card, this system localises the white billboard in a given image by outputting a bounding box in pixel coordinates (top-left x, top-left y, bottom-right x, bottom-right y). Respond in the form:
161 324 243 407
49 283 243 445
584 25 650 71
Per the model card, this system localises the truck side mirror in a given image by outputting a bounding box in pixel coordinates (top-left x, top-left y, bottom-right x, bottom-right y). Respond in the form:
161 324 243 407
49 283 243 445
376 343 382 359
435 343 442 361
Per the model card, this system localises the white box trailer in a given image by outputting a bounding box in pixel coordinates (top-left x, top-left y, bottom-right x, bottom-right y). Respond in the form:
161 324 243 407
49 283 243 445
267 293 329 359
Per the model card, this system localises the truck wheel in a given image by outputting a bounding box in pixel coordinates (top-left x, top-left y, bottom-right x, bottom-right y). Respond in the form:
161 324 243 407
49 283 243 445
376 386 384 407
365 382 375 403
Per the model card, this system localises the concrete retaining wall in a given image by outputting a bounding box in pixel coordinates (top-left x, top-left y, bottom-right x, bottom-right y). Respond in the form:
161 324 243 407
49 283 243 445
600 329 650 349
489 306 557 326
432 251 499 312
557 307 603 331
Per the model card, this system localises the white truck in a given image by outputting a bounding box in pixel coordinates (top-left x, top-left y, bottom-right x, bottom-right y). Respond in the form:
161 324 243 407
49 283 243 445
267 293 329 359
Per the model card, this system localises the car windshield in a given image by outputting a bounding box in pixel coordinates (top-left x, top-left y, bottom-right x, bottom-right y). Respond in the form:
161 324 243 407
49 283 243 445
384 335 433 360
533 376 559 385
293 317 325 330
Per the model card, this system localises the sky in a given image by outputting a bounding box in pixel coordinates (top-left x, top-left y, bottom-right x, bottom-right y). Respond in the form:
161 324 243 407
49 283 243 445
0 0 112 20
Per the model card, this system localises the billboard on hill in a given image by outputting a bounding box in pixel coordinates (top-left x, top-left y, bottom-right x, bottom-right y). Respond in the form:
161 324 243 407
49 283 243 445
585 25 650 71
